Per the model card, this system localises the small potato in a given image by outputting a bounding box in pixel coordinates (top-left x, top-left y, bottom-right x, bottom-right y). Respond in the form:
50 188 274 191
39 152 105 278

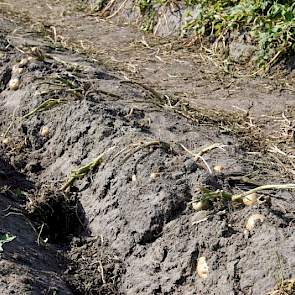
245 213 265 231
27 56 35 61
213 164 224 173
12 65 24 75
197 256 209 279
2 138 10 145
40 126 49 137
8 77 20 90
19 58 29 67
242 193 257 206
192 199 209 211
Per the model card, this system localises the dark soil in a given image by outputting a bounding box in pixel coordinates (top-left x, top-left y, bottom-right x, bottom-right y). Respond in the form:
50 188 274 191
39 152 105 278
0 154 72 294
0 6 294 295
1 0 294 118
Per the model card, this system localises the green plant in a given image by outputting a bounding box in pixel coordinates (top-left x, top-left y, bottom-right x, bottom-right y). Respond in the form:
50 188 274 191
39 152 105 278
84 0 295 68
23 98 65 119
88 0 109 11
0 233 16 252
183 0 295 68
62 147 115 190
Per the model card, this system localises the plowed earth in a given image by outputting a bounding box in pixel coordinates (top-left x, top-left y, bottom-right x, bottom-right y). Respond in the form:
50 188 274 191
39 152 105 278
0 2 294 295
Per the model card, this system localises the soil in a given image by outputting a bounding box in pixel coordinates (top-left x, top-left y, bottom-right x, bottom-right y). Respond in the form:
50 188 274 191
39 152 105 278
0 1 294 295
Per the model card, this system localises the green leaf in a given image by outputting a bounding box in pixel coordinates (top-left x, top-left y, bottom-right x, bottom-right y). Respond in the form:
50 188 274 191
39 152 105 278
14 188 24 198
0 233 16 252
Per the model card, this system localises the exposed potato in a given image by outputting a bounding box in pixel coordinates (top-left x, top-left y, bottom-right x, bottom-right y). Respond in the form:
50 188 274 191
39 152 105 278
245 213 265 231
242 193 257 206
192 199 209 211
12 65 24 75
197 256 209 279
213 165 224 173
2 138 10 145
40 126 50 137
8 77 20 90
19 58 29 67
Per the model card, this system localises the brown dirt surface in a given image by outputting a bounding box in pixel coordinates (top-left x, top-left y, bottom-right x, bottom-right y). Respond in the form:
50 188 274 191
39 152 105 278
0 1 294 295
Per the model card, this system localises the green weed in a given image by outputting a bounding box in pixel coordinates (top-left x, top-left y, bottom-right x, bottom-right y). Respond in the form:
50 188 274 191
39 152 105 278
182 0 295 68
134 0 295 68
23 98 65 119
83 0 295 68
61 147 115 191
0 233 16 252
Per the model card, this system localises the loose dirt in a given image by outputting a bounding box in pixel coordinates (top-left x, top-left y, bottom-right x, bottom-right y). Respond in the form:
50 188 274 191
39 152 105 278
0 0 294 117
0 2 294 295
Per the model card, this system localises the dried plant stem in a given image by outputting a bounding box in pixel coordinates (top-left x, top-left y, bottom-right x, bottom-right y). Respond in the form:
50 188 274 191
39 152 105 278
179 143 225 174
61 146 115 191
232 184 295 202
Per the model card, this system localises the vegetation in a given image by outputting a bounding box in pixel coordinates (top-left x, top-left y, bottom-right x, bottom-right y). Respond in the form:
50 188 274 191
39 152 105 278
183 0 295 68
0 233 15 252
134 0 295 68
